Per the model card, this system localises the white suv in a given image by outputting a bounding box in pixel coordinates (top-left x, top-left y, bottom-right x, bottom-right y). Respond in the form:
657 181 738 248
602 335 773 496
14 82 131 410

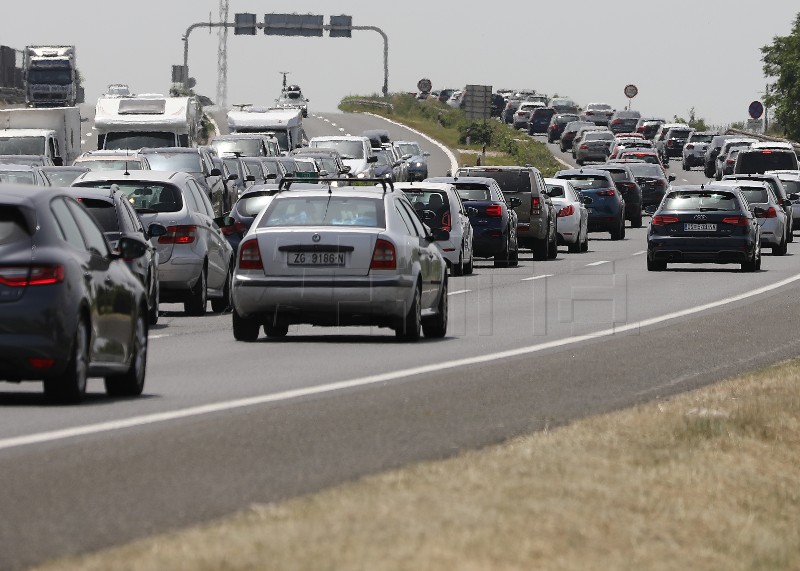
308 136 377 178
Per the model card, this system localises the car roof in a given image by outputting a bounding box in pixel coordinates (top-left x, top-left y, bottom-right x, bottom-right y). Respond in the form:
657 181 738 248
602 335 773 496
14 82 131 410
556 168 612 176
138 147 199 154
394 182 455 192
426 176 498 185
310 135 370 142
72 170 192 184
64 186 118 200
274 185 395 199
0 163 40 171
41 166 90 172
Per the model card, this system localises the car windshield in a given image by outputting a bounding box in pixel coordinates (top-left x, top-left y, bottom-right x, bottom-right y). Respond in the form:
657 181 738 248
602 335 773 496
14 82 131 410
105 132 175 150
76 182 183 213
311 140 365 160
28 68 72 85
0 171 35 185
663 192 739 211
558 176 610 190
74 159 144 171
80 199 119 232
260 196 385 228
239 193 276 216
627 164 664 178
143 153 202 173
454 183 491 201
43 170 85 186
212 139 264 157
0 137 44 155
396 143 422 157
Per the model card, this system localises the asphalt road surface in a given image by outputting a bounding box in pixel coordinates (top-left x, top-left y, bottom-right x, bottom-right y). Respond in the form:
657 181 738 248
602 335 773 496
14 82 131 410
2 113 799 570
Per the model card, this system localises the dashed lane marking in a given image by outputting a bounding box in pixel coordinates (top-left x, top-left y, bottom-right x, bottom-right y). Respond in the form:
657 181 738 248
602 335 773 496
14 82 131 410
521 274 553 281
448 289 471 296
586 260 610 267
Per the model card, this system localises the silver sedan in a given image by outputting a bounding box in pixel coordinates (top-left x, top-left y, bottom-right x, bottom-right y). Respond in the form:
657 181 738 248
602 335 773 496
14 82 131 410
231 182 450 341
712 180 789 255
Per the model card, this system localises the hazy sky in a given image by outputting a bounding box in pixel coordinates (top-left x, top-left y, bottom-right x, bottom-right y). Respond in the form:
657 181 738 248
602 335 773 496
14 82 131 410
3 1 797 126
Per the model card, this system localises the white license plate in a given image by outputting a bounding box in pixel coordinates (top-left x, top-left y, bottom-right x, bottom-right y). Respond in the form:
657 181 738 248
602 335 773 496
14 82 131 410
684 223 717 232
288 252 346 266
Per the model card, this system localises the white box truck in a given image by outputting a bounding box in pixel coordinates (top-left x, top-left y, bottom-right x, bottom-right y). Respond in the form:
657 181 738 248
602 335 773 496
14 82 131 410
94 95 201 150
23 45 83 108
227 106 303 154
0 106 81 165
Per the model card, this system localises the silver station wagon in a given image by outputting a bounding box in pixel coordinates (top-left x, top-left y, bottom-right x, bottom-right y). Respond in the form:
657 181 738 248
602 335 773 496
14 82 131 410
231 179 450 341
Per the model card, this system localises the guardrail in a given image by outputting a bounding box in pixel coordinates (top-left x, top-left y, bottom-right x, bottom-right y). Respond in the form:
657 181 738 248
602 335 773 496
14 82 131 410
725 127 800 153
0 87 24 103
345 98 394 113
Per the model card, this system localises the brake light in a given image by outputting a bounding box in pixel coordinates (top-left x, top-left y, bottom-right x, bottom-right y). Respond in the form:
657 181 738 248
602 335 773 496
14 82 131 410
558 204 574 217
370 238 396 270
722 216 751 226
28 358 56 369
612 119 622 125
0 265 64 287
726 159 735 165
652 215 679 225
485 203 503 217
757 207 778 218
597 189 616 197
579 144 588 150
656 179 667 187
517 111 526 116
531 196 542 215
238 239 263 270
159 225 197 244
686 144 695 150
619 182 637 190
441 211 452 231
762 150 773 154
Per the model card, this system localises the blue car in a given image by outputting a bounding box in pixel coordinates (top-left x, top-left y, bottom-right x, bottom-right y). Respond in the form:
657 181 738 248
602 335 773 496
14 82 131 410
554 168 626 240
394 140 429 181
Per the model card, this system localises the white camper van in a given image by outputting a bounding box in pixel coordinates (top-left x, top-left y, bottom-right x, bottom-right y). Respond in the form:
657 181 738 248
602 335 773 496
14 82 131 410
94 95 201 150
227 106 302 154
0 107 81 165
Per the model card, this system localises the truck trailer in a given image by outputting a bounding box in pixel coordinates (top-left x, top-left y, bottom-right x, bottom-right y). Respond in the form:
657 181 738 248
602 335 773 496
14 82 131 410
227 106 303 154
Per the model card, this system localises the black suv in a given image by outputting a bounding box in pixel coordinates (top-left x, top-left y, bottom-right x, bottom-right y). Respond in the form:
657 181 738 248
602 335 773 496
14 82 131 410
734 147 799 175
594 164 643 227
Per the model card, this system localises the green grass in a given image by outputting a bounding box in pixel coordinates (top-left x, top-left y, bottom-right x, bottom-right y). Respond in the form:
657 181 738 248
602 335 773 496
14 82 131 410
339 94 562 176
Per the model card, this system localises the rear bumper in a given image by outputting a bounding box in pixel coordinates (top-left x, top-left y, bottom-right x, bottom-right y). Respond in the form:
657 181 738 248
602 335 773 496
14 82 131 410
158 257 204 290
648 236 754 263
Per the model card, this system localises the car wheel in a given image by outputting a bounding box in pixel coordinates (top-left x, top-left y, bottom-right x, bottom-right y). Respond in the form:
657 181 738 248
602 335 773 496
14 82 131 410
742 245 760 272
148 278 159 326
547 229 558 259
263 323 289 338
532 233 549 261
509 243 520 266
232 309 260 341
452 247 464 276
647 257 667 271
630 212 643 228
184 267 207 316
568 233 582 253
774 238 788 256
788 230 794 243
396 283 421 342
422 278 448 339
211 266 233 312
494 238 510 267
576 159 584 166
44 318 89 403
104 310 147 397
610 216 625 240
581 228 589 252
464 244 474 275
560 144 566 152
682 161 689 171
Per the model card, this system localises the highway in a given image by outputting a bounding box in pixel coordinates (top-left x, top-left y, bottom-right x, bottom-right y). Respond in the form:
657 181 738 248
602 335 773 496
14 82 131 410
2 113 800 570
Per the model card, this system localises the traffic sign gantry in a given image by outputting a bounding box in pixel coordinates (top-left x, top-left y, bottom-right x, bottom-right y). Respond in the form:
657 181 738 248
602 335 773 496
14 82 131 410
749 100 764 120
264 14 324 37
624 84 638 99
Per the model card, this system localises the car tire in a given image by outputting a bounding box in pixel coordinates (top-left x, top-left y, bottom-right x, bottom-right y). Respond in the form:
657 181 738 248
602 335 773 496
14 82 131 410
547 229 558 259
44 318 89 404
742 245 760 272
532 233 548 261
396 284 421 342
774 238 788 256
184 267 207 316
647 257 667 271
422 279 448 339
148 278 159 326
232 309 260 341
787 228 794 243
581 229 589 252
509 243 520 266
630 212 643 228
560 144 566 153
568 234 582 253
263 323 289 338
682 161 689 171
452 248 464 276
494 238 510 267
104 310 147 397
610 216 625 240
576 159 584 166
464 245 474 275
211 266 232 313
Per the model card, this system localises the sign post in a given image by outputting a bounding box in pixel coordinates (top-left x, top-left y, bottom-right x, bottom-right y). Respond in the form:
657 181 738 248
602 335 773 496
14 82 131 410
623 84 638 110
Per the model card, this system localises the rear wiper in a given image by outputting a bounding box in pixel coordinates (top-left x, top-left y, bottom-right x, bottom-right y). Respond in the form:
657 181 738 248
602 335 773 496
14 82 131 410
697 207 722 211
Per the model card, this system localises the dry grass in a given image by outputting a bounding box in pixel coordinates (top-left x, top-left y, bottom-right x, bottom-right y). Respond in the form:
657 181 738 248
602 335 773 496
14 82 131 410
34 360 800 571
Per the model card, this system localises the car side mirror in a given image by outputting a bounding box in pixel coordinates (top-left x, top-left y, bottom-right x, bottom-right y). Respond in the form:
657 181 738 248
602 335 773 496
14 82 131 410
668 174 676 182
147 222 167 239
423 152 430 157
246 175 256 182
428 227 450 242
209 168 222 177
367 156 378 163
227 173 239 181
319 170 329 177
116 236 148 260
401 154 412 161
265 173 277 180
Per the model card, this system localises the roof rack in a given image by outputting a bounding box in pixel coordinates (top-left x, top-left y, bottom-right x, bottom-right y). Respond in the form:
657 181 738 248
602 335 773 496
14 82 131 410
278 177 395 193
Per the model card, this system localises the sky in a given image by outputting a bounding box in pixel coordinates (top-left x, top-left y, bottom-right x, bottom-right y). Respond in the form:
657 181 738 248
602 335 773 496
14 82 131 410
3 1 798 126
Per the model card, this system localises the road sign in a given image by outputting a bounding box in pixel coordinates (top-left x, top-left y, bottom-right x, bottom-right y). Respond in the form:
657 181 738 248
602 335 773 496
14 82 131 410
749 100 764 120
624 84 638 99
234 13 257 35
264 13 324 37
463 85 492 121
329 15 352 38
417 78 432 93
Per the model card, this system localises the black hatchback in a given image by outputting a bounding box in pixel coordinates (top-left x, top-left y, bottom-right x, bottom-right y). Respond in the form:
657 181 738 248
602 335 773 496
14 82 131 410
647 185 761 272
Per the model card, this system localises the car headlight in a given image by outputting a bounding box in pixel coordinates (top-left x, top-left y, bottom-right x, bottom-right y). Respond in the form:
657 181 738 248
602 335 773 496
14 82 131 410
415 162 423 168
356 172 367 178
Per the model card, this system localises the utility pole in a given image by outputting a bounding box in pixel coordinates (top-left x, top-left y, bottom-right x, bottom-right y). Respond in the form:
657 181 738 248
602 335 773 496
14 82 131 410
217 0 229 108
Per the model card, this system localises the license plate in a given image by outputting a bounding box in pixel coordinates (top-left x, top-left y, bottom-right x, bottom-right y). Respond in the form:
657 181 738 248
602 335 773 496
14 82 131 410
684 223 717 232
288 252 345 266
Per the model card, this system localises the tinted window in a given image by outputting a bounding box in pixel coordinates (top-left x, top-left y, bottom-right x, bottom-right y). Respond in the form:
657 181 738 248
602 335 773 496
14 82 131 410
736 187 770 204
187 180 214 217
780 179 800 195
80 199 120 232
558 176 612 190
737 151 798 174
67 200 110 256
585 132 614 141
627 164 664 178
260 196 385 228
239 193 275 216
462 169 531 193
669 129 692 138
599 170 629 182
401 190 451 229
105 132 175 150
454 183 491 201
0 206 30 244
73 159 144 171
690 134 715 143
50 198 87 250
663 192 739 211
76 182 184 213
144 153 202 172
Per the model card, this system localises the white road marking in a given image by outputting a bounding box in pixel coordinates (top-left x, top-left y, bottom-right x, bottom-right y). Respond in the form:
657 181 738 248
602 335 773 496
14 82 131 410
330 123 337 127
521 274 553 281
91 126 96 130
80 140 85 145
448 289 471 296
4 273 800 452
339 128 345 132
682 179 689 182
586 260 610 267
148 334 170 340
632 250 646 256
346 133 352 136
324 119 330 123
85 132 93 137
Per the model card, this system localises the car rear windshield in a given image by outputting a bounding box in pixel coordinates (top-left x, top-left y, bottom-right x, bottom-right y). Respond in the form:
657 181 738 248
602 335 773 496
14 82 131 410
690 134 715 143
454 183 491 201
402 190 451 229
80 199 119 232
311 140 365 160
0 206 30 244
620 152 659 164
663 192 739 211
737 151 798 174
779 179 800 195
669 129 692 138
239 193 276 217
735 186 770 204
74 159 144 171
105 132 175 150
143 153 202 173
558 176 611 190
0 171 35 185
627 164 664 178
464 170 531 193
213 139 264 157
75 182 184 213
585 132 614 141
599 169 630 182
260 196 385 228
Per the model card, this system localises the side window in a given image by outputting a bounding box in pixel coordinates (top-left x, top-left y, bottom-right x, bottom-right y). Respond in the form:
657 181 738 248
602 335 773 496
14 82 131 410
188 180 214 217
66 200 110 257
50 197 87 251
182 182 199 212
394 202 415 235
119 198 140 233
399 200 426 237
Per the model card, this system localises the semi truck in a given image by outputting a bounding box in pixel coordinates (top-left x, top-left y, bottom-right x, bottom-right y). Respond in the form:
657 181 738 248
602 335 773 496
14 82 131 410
23 45 83 108
0 107 81 165
227 106 303 154
94 95 201 150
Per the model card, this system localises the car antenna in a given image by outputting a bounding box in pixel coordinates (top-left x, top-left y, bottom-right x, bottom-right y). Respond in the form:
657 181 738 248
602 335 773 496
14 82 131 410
124 161 130 176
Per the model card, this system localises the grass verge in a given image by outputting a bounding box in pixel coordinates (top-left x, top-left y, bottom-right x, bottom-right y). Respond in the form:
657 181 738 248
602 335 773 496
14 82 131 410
339 94 563 176
33 359 800 570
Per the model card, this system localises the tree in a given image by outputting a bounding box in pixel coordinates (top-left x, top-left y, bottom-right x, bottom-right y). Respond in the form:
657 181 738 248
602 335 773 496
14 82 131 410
673 107 708 131
762 12 800 140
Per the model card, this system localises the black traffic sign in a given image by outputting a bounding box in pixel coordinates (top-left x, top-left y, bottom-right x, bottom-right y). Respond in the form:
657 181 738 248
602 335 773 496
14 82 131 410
749 100 764 120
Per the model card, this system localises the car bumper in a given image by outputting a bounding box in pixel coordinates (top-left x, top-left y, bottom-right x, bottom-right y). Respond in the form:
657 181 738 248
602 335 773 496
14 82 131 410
556 214 581 244
158 257 204 290
648 236 754 263
683 153 704 166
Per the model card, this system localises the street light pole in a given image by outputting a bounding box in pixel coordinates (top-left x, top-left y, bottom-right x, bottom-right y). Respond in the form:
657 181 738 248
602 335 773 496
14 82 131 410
183 21 239 91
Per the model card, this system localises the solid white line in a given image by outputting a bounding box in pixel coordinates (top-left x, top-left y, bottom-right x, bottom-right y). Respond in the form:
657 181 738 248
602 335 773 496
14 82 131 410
632 250 646 256
586 260 610 267
362 112 459 175
521 274 553 281
448 289 471 296
3 272 800 452
554 156 572 168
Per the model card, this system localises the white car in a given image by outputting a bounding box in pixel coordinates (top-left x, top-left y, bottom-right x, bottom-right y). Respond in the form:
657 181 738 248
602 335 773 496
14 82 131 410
308 136 376 178
395 182 475 275
766 169 800 230
544 178 589 253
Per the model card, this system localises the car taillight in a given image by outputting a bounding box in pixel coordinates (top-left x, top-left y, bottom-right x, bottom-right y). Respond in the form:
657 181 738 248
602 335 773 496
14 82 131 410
159 225 197 244
656 179 667 187
761 150 773 154
517 111 526 116
726 159 735 165
557 204 574 217
651 215 679 225
722 216 751 226
757 207 778 218
531 196 542 215
619 182 637 190
28 357 56 369
485 203 503 217
0 265 64 287
220 221 249 236
667 140 674 148
596 189 616 197
238 239 263 270
579 144 588 150
370 238 396 270
612 119 622 125
441 211 452 232
686 144 695 150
